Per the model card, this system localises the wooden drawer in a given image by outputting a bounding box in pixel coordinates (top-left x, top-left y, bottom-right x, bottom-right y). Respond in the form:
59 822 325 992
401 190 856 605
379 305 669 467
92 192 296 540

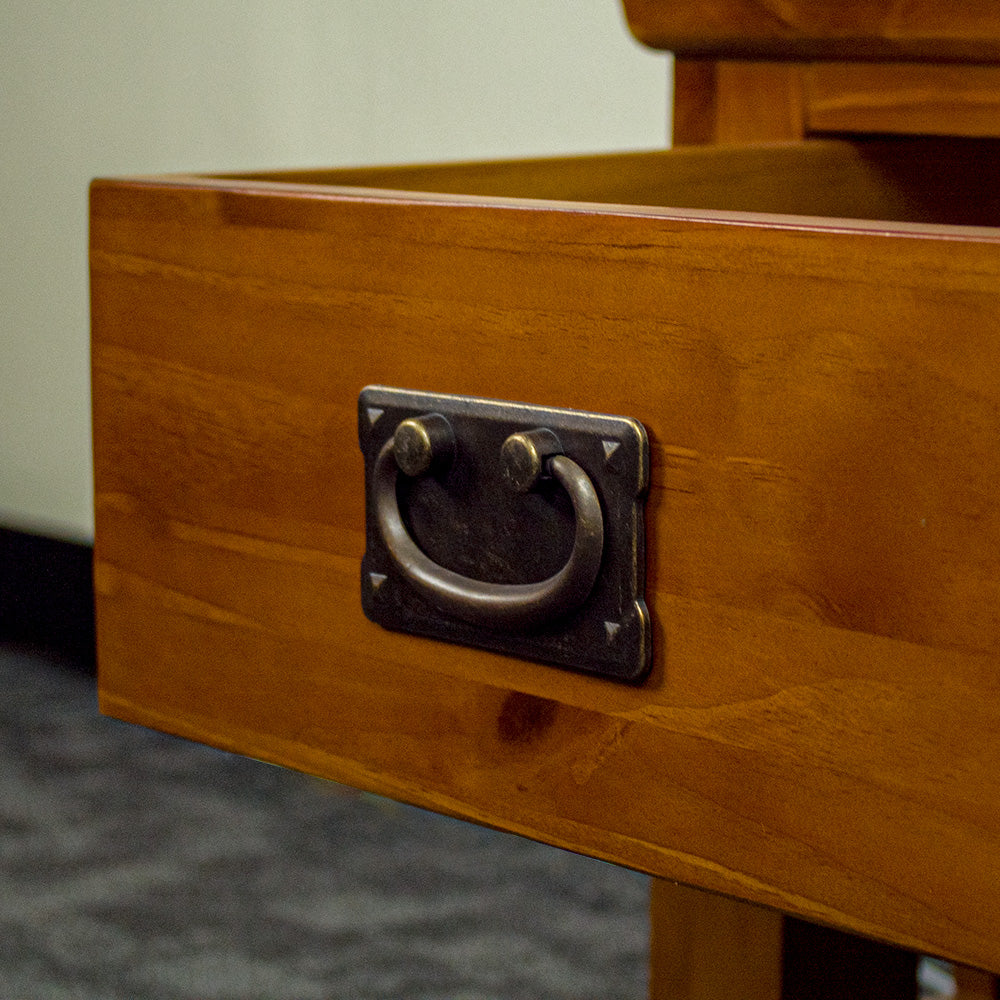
91 137 1000 973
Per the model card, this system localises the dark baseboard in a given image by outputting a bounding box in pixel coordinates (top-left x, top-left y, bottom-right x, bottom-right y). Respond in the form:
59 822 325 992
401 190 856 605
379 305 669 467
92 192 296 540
0 527 96 671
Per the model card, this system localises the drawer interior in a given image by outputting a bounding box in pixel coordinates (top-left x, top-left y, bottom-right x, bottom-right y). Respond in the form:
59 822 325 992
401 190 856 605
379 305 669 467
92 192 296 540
215 137 1000 230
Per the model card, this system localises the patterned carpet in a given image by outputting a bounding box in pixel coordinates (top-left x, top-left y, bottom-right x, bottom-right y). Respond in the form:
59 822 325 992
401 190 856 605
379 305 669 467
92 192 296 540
0 643 648 999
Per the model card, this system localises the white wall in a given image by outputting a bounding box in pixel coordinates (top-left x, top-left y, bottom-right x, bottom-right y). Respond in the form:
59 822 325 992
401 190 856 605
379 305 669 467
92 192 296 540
1 2 668 542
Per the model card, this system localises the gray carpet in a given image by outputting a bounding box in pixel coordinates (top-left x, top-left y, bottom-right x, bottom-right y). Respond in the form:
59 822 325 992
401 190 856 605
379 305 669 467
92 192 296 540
0 643 648 999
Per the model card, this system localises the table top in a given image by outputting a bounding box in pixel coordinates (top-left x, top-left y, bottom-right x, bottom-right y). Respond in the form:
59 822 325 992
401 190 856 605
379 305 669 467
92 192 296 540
622 0 1000 62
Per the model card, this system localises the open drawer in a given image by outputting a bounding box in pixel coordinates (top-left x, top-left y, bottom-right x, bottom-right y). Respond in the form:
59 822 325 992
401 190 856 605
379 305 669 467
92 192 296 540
91 137 1000 973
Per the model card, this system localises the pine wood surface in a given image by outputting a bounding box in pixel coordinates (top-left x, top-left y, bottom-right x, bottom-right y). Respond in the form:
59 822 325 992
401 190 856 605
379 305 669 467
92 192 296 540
91 142 1000 973
807 63 1000 139
673 61 1000 145
622 0 1000 63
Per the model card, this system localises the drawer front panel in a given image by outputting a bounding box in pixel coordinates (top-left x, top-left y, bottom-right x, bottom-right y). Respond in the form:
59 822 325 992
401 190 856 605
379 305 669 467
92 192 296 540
91 172 1000 971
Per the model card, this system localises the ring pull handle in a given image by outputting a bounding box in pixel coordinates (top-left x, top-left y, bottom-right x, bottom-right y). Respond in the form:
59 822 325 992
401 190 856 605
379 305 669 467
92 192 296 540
373 415 604 630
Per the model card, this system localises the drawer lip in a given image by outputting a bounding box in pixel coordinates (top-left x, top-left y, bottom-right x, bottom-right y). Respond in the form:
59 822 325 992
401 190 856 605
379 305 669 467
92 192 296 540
92 170 1000 243
92 139 1000 241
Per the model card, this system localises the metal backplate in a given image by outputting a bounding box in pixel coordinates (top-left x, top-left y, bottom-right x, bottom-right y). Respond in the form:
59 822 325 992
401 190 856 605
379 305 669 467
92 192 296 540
359 386 650 683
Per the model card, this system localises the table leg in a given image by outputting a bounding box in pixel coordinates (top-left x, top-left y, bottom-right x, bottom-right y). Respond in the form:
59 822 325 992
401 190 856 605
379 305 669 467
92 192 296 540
650 880 927 1000
650 879 782 1000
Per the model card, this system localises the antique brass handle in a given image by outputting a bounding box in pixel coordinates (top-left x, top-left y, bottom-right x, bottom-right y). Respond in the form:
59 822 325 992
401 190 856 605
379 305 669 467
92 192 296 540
360 386 649 681
373 416 604 630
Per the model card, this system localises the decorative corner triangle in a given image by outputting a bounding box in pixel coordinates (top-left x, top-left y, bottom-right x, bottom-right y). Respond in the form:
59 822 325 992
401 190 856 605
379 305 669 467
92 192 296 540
604 620 621 643
367 407 385 427
602 439 620 463
369 572 388 593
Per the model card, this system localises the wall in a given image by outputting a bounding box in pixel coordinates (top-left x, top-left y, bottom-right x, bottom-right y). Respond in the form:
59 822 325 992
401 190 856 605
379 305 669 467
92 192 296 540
1 1 668 542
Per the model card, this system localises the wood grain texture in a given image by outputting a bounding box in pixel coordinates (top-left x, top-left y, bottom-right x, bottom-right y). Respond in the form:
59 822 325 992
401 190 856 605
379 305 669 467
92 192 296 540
622 0 1000 63
91 143 1000 972
674 61 1000 146
807 63 1000 139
